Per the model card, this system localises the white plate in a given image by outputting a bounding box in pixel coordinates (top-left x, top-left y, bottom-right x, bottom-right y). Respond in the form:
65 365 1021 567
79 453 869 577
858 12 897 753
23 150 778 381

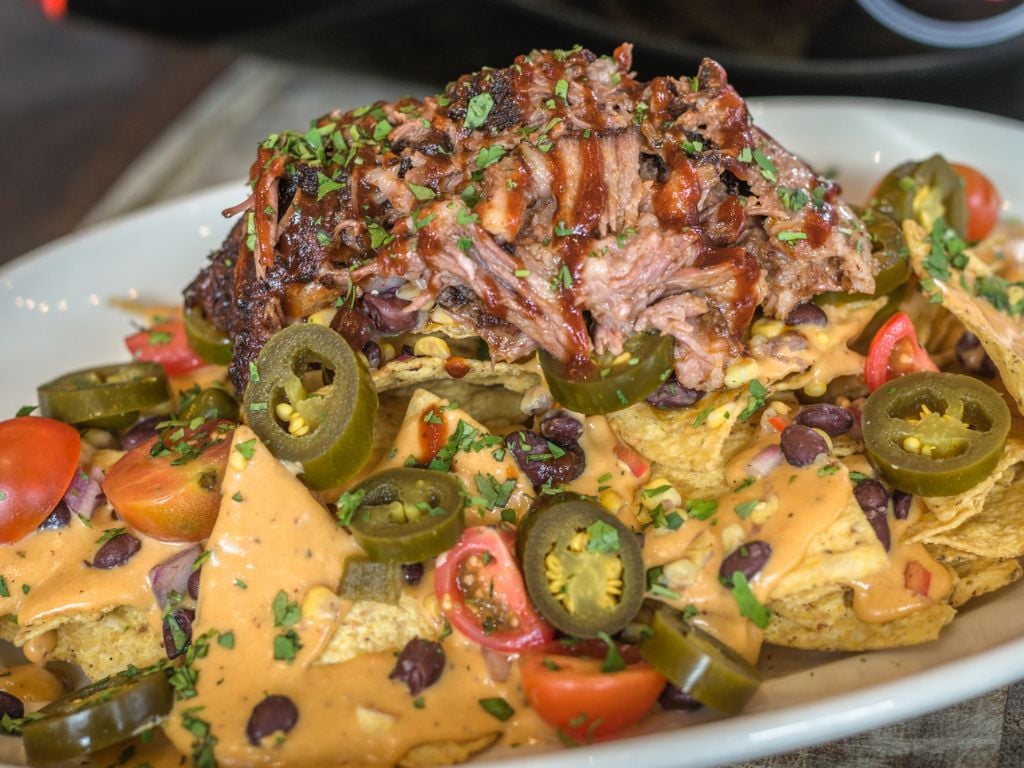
2 98 1024 768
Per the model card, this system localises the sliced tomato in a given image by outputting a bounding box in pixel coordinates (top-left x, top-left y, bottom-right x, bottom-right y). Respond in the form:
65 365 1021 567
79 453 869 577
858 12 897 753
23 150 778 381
434 526 553 653
864 312 938 392
102 420 233 542
950 163 1000 243
126 319 204 377
520 641 665 742
0 417 80 543
905 560 932 597
613 441 649 479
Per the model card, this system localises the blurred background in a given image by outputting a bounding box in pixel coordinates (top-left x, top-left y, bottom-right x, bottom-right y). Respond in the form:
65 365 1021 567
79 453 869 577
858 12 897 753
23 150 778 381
3 0 1024 263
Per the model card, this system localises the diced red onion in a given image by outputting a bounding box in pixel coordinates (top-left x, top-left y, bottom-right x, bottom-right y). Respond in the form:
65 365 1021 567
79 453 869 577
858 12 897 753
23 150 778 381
62 467 104 519
149 545 202 608
746 444 783 478
848 408 863 442
121 416 163 450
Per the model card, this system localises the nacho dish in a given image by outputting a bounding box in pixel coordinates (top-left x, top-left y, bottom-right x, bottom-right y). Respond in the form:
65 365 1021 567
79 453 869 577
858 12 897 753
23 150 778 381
1 43 1022 767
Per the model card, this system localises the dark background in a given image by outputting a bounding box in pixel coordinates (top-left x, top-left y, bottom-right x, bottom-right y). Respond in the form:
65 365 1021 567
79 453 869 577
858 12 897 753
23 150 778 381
3 0 1024 265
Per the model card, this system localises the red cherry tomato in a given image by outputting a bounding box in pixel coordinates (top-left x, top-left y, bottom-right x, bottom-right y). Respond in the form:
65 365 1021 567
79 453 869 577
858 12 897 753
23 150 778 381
520 640 665 742
864 312 938 392
103 420 233 542
126 319 204 377
950 163 1000 243
434 526 553 653
0 417 80 544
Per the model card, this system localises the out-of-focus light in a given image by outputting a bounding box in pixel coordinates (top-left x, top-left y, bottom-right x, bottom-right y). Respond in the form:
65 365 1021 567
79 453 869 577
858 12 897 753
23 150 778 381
37 0 68 20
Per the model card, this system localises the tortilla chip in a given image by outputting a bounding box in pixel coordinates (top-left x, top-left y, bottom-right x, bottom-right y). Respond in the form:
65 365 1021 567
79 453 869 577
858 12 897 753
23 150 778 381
49 606 164 681
317 594 438 666
906 438 1024 543
608 390 757 500
917 469 1024 559
906 219 1024 415
765 588 955 651
397 732 500 768
770 493 890 602
929 544 1023 608
373 356 539 395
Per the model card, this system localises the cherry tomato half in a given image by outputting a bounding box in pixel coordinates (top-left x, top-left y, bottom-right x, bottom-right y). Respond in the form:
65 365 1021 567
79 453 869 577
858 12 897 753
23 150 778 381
950 163 1000 243
864 312 938 392
103 420 233 542
520 641 665 741
0 417 80 543
126 319 204 377
434 526 553 653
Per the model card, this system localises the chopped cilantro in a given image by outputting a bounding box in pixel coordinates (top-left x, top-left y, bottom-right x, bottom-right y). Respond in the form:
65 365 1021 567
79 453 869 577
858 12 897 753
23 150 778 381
476 145 506 169
730 572 772 628
777 230 808 243
849 471 869 482
734 500 759 519
217 632 235 650
475 474 516 509
737 146 753 163
335 489 367 526
464 92 494 129
586 520 620 553
15 406 36 417
596 631 625 673
235 439 256 460
686 498 718 520
752 148 777 182
478 697 515 721
554 79 569 101
0 577 8 598
316 172 344 201
407 182 436 201
274 630 302 663
738 380 767 420
272 590 301 628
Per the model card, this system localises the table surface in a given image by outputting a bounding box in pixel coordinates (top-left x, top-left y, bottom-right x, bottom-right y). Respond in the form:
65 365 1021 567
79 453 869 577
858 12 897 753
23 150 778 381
9 17 1024 764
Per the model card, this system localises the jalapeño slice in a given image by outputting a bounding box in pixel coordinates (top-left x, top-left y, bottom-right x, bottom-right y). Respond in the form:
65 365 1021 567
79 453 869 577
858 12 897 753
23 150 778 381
22 664 172 764
243 323 377 490
539 333 674 415
349 468 465 562
183 305 233 365
340 556 402 603
38 362 170 429
517 494 644 637
872 154 968 239
180 386 240 423
638 608 760 715
862 371 1010 496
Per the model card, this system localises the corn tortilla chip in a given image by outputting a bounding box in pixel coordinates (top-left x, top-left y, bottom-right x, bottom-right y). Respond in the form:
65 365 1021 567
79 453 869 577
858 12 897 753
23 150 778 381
929 544 1023 608
397 733 500 768
373 355 540 395
906 219 1024 415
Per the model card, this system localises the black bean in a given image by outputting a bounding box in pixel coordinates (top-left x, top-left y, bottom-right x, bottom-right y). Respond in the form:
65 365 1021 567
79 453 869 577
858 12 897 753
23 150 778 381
956 332 998 378
645 379 704 409
505 429 585 489
389 637 446 696
187 568 201 601
362 340 382 370
719 541 772 585
121 416 163 450
37 500 71 531
246 695 299 745
854 478 891 551
401 562 424 586
893 489 913 521
0 691 24 720
330 306 373 351
539 410 583 447
364 293 418 334
163 608 194 660
795 404 854 437
93 533 142 569
658 683 701 711
779 424 828 467
784 302 828 327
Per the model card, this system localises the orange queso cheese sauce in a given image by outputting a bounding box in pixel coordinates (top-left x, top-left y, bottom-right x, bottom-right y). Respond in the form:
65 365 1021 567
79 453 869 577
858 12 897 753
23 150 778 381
0 391 950 765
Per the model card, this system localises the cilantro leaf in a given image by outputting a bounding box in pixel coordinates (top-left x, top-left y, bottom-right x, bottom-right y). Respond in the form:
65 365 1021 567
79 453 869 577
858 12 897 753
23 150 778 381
730 572 772 629
464 92 494 129
738 380 767 421
585 520 620 553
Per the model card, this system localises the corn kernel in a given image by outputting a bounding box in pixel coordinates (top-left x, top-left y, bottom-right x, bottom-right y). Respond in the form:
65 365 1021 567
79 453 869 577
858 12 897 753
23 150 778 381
811 428 834 452
428 308 455 326
599 489 624 513
663 558 698 589
815 331 830 346
721 523 746 553
803 380 827 398
705 405 733 430
641 478 682 510
308 307 337 326
612 351 632 366
769 400 793 416
379 343 396 363
275 402 295 421
83 429 117 449
301 585 339 622
751 319 784 339
395 282 423 301
229 450 249 472
413 336 451 359
749 494 779 525
288 413 307 435
356 707 396 735
724 358 759 389
902 436 922 454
